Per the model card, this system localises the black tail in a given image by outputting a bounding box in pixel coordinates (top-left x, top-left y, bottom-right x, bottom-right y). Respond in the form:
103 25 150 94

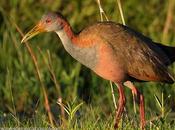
155 42 175 66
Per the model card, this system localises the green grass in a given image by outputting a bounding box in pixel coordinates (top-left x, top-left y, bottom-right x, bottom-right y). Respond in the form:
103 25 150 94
0 0 175 129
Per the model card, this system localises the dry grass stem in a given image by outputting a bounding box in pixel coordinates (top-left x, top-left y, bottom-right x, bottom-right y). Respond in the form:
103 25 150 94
162 0 174 42
37 47 66 124
96 0 109 21
116 0 126 25
96 0 117 112
13 22 55 128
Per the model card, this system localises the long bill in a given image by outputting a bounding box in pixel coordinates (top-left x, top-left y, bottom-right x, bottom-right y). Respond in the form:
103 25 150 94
21 23 45 43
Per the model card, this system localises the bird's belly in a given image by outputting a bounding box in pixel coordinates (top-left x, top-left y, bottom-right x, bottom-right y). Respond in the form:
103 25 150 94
93 44 126 82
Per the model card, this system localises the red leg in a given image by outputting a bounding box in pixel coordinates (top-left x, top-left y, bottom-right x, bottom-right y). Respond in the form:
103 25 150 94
140 94 145 130
124 81 145 129
114 83 126 129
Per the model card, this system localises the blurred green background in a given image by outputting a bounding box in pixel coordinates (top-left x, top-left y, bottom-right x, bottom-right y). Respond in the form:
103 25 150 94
0 0 175 129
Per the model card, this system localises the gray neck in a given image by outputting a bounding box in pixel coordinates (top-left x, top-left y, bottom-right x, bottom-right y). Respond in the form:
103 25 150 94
56 29 73 51
56 29 98 69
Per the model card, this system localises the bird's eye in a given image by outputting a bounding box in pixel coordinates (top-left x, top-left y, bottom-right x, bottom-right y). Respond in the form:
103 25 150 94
46 18 51 23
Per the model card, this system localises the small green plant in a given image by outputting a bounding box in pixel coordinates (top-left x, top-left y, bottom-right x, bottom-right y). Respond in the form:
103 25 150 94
153 91 172 126
154 92 171 117
57 98 83 128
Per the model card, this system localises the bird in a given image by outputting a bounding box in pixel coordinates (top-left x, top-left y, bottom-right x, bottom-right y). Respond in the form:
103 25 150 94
21 12 175 129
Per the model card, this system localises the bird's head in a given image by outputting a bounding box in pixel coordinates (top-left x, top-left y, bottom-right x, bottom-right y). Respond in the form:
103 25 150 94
21 12 65 43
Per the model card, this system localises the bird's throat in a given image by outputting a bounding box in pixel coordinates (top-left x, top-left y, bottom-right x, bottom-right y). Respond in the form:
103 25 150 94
56 26 98 69
56 27 74 50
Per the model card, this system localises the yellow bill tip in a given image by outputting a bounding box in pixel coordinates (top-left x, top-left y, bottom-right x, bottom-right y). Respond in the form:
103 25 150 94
21 23 45 44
